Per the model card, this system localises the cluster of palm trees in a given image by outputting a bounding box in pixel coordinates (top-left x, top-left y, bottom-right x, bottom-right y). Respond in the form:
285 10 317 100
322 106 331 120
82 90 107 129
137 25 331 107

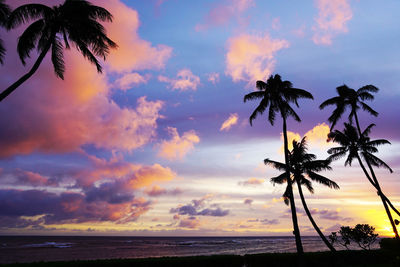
0 0 116 102
244 74 399 254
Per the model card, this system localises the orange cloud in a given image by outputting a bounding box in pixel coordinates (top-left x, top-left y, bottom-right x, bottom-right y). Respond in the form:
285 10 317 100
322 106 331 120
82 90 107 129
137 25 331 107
220 113 239 131
312 0 352 45
225 33 289 85
279 123 331 154
280 131 301 153
97 0 172 72
195 0 254 31
157 127 200 160
114 72 151 91
158 69 201 91
127 164 176 189
304 122 331 148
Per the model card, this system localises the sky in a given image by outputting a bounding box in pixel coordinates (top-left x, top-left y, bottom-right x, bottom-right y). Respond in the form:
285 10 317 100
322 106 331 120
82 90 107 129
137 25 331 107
0 0 399 237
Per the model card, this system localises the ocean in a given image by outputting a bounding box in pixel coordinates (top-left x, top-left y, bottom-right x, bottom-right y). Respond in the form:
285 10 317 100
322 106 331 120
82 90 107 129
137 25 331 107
0 236 380 264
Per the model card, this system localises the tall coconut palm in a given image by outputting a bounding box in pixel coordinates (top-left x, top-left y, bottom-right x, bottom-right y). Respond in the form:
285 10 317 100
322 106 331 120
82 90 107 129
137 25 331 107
0 0 11 64
265 137 339 252
244 74 313 254
0 0 117 102
328 123 399 239
321 84 399 238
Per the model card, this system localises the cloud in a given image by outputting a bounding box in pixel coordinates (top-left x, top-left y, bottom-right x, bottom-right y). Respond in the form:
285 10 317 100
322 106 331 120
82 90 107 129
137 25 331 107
0 189 152 225
220 113 239 131
312 0 352 45
238 178 264 186
195 0 254 31
170 196 229 217
157 127 200 160
225 33 289 85
309 208 353 222
0 169 57 187
279 123 332 153
98 0 172 72
207 72 220 85
304 122 331 148
145 185 182 197
244 198 253 205
158 69 200 91
114 73 151 91
178 217 201 229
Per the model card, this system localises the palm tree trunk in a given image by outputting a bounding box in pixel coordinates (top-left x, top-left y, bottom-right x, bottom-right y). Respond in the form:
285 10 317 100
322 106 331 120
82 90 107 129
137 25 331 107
356 155 400 239
366 161 400 239
0 42 51 102
295 179 336 252
282 116 304 254
354 112 399 239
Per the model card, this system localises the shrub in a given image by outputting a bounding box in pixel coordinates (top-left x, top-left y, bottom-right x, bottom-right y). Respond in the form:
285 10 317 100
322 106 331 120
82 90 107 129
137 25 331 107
328 224 378 250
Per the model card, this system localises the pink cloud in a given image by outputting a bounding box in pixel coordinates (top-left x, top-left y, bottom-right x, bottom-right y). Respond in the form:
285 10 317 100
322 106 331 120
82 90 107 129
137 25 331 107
114 72 151 91
312 0 353 45
220 113 239 131
0 1 170 158
145 185 183 197
207 72 220 85
195 0 254 31
178 217 201 229
158 69 201 91
157 127 200 160
225 33 289 85
97 0 172 72
238 178 264 186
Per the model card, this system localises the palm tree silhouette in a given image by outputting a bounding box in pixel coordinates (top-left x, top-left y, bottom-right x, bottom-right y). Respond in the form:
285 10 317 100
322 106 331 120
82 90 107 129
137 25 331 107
319 84 378 132
0 0 11 64
328 123 399 238
244 74 313 254
265 137 339 252
0 0 117 102
321 85 399 239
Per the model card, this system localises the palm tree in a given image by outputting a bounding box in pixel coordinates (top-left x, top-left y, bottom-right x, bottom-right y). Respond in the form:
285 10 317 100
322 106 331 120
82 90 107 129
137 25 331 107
0 0 11 64
319 84 378 132
265 137 339 252
244 74 313 254
0 0 117 102
328 123 399 239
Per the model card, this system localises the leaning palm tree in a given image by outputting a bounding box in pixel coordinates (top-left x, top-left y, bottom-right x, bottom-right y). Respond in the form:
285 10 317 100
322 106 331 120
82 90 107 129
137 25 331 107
0 0 117 102
0 0 11 64
265 137 339 252
328 123 399 239
244 74 313 254
321 85 399 238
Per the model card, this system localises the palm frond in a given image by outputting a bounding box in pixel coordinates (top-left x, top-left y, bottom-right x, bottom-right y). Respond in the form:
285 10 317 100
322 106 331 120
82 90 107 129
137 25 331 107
51 35 65 79
358 85 379 94
17 19 45 65
249 100 267 126
6 4 52 29
362 152 393 173
270 172 289 185
264 158 287 171
244 91 265 103
360 102 378 117
307 171 340 189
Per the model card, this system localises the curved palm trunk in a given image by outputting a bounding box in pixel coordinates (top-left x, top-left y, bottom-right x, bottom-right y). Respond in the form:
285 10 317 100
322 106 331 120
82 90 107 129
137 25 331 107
295 179 336 252
354 113 399 239
0 42 51 102
355 154 399 239
282 116 303 254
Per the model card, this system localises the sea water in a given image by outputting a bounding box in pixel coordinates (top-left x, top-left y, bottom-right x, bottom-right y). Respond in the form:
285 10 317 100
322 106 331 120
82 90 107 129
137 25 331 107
0 236 380 264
